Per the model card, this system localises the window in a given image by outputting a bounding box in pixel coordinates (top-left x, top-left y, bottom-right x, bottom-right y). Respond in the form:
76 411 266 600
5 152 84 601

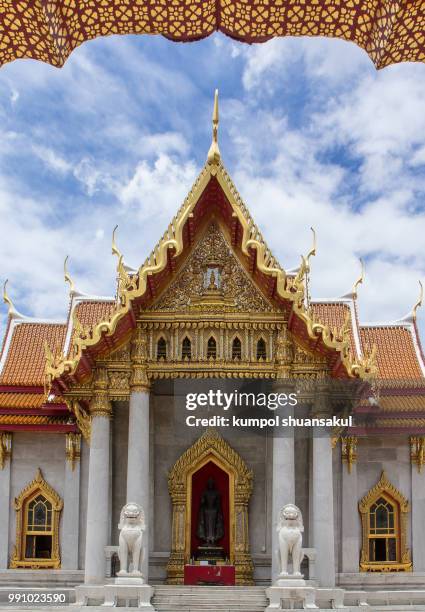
25 495 53 560
10 469 62 569
182 337 192 360
359 471 411 572
207 336 217 359
232 337 242 360
256 338 267 360
368 497 397 562
157 337 167 360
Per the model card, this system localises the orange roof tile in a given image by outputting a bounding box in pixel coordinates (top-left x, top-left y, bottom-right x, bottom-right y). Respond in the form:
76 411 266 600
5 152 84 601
0 392 64 409
379 395 425 412
360 326 424 380
0 322 66 386
311 302 358 358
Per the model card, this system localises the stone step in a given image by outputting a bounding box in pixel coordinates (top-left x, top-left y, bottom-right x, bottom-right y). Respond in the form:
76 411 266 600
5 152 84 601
153 585 267 612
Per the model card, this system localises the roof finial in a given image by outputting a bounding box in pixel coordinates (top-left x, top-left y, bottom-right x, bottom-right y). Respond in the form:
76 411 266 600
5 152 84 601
352 258 365 300
112 225 122 261
413 280 423 321
306 227 316 267
64 256 75 294
3 279 23 320
207 89 220 165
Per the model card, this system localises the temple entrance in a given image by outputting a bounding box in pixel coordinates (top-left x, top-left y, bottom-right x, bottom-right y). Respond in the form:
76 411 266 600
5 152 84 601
167 429 254 585
190 460 230 561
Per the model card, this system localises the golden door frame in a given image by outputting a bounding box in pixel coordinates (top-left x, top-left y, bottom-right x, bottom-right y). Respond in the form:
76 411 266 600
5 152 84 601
167 429 254 585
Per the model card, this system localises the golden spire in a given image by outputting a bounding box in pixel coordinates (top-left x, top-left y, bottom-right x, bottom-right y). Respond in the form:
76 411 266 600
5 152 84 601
352 258 365 300
413 280 423 321
64 256 75 294
207 89 221 165
2 279 22 319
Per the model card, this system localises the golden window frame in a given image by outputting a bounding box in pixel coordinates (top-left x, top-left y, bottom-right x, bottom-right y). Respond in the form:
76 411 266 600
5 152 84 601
359 471 412 572
10 468 63 569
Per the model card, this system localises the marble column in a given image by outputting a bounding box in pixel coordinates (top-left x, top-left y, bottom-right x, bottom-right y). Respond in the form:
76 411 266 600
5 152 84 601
271 379 295 583
410 437 425 571
127 389 150 579
84 376 112 584
0 433 12 569
341 437 359 573
62 433 81 570
127 325 151 580
312 434 335 586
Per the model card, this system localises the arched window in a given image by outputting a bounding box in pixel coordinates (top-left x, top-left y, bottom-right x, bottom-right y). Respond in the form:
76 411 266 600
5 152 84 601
207 336 217 359
157 337 167 360
232 337 242 360
256 338 267 360
10 469 62 569
182 337 192 360
359 471 411 572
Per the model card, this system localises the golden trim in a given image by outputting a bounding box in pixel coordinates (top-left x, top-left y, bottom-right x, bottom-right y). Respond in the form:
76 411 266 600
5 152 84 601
341 436 357 474
352 258 365 300
10 468 63 569
46 151 377 387
167 429 253 585
185 454 235 566
410 436 425 473
358 471 412 572
0 432 12 469
65 433 81 470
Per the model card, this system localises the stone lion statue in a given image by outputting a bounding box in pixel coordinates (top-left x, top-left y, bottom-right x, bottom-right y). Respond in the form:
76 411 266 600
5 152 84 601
277 503 304 576
117 502 145 577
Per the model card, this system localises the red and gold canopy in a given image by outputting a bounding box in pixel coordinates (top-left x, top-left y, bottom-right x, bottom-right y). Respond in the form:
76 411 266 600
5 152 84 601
1 0 425 69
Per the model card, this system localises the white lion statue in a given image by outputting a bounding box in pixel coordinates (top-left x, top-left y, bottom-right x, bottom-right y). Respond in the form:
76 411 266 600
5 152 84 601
277 503 304 577
117 502 145 577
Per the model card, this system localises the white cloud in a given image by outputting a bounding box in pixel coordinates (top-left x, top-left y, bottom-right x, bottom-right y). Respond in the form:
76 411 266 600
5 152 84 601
32 145 72 174
0 33 424 345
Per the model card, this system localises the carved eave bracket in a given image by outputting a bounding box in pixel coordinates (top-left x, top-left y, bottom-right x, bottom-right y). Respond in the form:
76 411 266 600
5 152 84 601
0 432 12 470
410 436 425 473
341 436 358 474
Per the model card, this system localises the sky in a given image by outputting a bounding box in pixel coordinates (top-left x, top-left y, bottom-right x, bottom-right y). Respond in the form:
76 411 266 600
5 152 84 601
0 32 424 342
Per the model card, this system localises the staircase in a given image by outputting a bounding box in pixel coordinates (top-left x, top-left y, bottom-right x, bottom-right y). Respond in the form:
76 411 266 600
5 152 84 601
152 585 268 612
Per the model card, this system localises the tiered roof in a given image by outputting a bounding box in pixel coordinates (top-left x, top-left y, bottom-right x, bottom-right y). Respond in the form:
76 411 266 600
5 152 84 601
0 93 424 434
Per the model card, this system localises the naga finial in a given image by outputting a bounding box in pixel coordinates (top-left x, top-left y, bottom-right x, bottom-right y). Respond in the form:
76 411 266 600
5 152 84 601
64 256 75 294
306 227 316 268
3 279 22 319
352 258 365 300
413 280 423 321
112 225 121 261
207 89 221 165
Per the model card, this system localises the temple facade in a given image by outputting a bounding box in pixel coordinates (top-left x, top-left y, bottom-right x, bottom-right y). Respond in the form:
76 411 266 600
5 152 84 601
1 94 425 608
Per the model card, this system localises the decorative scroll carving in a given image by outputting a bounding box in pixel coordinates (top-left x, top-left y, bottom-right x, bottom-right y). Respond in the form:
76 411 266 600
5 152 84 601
410 436 425 473
0 432 12 470
89 368 112 418
167 429 254 585
65 433 81 471
131 326 150 392
341 436 357 474
153 223 274 313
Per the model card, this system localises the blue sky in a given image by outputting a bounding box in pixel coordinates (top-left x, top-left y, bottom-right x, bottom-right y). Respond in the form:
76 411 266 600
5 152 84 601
0 32 424 341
